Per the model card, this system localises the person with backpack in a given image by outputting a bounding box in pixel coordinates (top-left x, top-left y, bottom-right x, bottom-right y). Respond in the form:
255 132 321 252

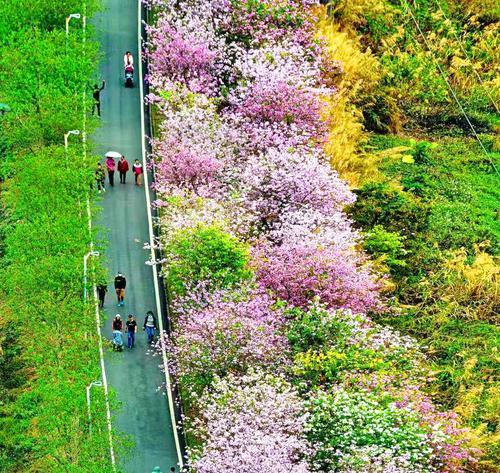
95 162 106 193
114 272 127 307
133 159 143 186
143 311 158 344
106 156 116 187
97 283 107 308
117 155 129 184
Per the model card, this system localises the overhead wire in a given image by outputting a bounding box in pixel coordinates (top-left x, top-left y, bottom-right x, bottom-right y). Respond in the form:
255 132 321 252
400 0 499 175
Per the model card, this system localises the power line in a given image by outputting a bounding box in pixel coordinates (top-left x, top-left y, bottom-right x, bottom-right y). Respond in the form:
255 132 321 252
432 0 499 113
400 0 499 175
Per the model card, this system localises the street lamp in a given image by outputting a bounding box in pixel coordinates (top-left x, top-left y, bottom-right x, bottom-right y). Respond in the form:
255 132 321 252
64 129 80 150
64 129 80 165
65 13 82 54
83 250 100 300
86 380 103 435
65 13 82 37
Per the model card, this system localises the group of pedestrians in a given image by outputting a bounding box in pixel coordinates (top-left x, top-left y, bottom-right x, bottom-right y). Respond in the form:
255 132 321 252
96 156 143 192
111 312 157 351
97 272 158 351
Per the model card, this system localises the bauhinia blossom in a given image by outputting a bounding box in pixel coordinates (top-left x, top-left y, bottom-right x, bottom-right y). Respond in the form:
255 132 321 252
190 370 311 473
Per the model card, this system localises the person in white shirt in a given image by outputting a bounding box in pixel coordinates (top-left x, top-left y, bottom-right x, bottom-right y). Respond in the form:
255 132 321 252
123 51 134 68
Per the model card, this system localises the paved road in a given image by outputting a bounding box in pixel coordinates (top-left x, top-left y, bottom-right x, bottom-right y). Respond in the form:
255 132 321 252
92 1 179 471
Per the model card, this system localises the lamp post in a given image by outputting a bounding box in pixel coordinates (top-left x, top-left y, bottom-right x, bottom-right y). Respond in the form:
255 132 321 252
83 250 100 301
64 129 80 150
65 13 82 53
64 129 80 164
86 380 103 435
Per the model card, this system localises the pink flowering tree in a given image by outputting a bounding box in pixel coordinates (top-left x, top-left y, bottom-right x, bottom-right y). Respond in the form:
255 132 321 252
190 370 311 473
146 15 221 95
223 0 316 46
232 80 324 137
252 240 382 313
162 288 289 404
153 143 221 196
239 148 354 236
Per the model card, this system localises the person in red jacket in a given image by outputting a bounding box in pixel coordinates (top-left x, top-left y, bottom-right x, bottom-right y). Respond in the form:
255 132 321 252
117 155 129 184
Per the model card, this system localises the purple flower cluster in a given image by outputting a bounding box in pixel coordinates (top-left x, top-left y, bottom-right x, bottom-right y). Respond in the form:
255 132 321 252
191 370 311 473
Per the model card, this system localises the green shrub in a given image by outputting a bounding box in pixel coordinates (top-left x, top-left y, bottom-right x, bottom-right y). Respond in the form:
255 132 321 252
363 225 406 273
165 225 251 297
350 182 429 237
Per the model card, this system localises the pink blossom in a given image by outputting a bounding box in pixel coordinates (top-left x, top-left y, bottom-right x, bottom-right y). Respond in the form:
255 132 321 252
191 370 311 473
252 240 382 313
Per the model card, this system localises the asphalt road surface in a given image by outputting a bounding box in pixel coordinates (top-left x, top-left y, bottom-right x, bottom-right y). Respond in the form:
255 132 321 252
92 1 179 471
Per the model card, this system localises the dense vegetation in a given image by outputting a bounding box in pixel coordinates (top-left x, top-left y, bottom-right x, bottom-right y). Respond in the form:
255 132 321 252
146 0 497 471
317 1 499 466
0 1 118 471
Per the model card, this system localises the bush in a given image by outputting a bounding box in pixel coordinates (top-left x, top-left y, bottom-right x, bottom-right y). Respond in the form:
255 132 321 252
362 225 406 273
350 182 430 237
164 225 251 297
306 387 473 473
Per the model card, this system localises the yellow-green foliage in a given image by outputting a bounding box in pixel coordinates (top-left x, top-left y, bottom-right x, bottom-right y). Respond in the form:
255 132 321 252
445 246 499 321
422 245 499 323
324 0 399 33
318 2 500 468
317 11 380 186
317 8 407 187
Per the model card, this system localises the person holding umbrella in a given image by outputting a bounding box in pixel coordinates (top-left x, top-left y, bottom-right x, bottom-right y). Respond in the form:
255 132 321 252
105 155 115 187
105 151 123 188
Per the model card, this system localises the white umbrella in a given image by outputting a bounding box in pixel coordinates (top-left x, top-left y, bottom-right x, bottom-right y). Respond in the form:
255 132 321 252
105 151 122 158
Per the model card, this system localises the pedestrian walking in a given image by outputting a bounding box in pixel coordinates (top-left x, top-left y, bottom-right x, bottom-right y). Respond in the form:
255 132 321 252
112 314 124 351
133 159 143 186
95 162 106 193
143 310 158 344
118 155 129 184
106 156 116 187
112 314 123 331
92 80 106 117
114 272 127 307
126 314 138 348
97 283 107 308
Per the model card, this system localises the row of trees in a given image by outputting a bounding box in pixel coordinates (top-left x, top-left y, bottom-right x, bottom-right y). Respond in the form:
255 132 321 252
0 2 118 471
145 0 483 471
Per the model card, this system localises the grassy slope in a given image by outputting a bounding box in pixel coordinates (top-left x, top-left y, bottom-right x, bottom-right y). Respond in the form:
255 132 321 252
0 2 120 471
320 0 499 467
